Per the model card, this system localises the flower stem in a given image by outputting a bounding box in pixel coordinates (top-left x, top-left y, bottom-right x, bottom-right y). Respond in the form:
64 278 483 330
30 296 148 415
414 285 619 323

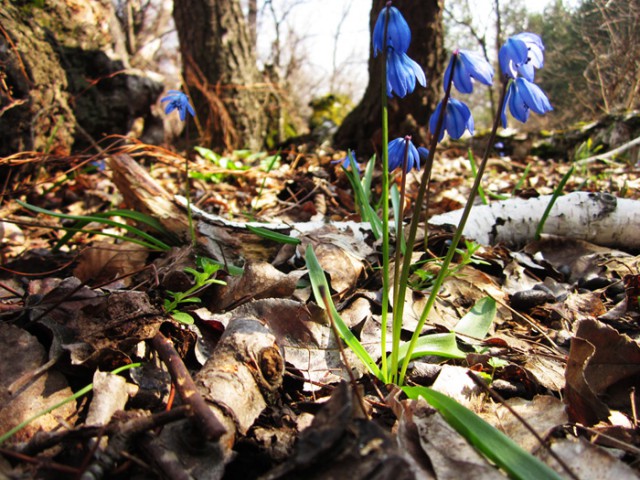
379 6 391 381
398 78 510 385
388 53 459 383
185 122 196 247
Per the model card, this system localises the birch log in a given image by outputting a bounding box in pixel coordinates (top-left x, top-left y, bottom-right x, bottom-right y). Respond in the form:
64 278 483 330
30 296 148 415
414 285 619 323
429 192 640 250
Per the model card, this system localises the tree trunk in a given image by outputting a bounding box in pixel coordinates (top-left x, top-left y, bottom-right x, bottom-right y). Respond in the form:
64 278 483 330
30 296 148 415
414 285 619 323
0 1 163 159
173 0 267 152
334 0 445 157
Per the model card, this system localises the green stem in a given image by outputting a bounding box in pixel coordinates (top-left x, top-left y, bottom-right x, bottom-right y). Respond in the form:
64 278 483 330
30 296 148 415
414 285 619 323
390 137 411 383
388 53 459 383
398 79 510 384
379 7 391 381
534 165 575 239
185 122 196 247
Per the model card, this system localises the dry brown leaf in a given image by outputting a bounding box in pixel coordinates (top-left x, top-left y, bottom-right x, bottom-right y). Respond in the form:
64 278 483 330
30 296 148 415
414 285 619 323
538 437 639 480
480 395 567 452
565 319 640 426
215 261 304 311
400 400 505 480
73 241 149 288
0 323 75 445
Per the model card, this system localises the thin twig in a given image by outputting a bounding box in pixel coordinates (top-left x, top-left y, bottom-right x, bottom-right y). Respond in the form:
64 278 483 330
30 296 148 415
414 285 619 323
151 332 226 441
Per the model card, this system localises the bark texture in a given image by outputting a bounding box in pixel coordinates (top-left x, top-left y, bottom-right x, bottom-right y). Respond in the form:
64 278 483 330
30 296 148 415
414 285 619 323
173 0 267 152
0 1 163 158
334 0 446 157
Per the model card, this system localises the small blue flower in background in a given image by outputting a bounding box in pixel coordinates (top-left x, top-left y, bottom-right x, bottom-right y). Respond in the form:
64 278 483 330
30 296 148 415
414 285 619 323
386 48 426 98
499 33 544 81
388 136 421 172
501 77 553 126
161 90 195 122
444 50 494 94
429 98 474 142
373 5 411 56
332 152 361 174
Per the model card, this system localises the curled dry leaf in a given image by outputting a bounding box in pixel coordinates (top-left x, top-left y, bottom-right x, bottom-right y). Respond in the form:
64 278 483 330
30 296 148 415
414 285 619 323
565 318 640 426
27 277 162 368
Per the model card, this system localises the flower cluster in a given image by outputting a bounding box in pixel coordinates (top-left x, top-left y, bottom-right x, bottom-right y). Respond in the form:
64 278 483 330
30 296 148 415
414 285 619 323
499 33 552 126
430 50 494 142
373 5 426 98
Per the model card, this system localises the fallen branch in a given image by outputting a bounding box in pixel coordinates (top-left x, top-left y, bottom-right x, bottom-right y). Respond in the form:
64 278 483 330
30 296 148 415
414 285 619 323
429 191 640 250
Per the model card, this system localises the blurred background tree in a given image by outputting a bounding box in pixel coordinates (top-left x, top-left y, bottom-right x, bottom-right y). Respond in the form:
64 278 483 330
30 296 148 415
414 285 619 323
532 0 640 127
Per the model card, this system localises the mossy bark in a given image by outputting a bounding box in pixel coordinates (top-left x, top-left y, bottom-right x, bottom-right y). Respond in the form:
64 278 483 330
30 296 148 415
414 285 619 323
0 0 163 159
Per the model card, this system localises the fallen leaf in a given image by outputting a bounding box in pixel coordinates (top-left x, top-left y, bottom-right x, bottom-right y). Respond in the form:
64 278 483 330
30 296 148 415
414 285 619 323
73 241 149 288
537 437 639 480
0 323 75 445
480 395 567 452
564 319 640 425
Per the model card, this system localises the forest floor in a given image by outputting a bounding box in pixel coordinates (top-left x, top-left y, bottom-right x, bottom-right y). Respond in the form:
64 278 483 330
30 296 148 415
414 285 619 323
0 135 639 479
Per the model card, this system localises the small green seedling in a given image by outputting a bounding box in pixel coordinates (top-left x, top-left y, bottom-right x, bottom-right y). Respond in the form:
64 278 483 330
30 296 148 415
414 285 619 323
164 258 226 324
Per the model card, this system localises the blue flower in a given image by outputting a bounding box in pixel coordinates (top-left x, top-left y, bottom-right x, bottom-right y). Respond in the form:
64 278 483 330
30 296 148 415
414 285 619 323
499 37 529 79
388 136 420 172
512 32 544 81
499 33 544 81
444 50 494 94
161 90 195 121
332 151 360 174
501 77 553 126
417 146 430 162
429 98 474 142
386 48 426 98
373 5 411 56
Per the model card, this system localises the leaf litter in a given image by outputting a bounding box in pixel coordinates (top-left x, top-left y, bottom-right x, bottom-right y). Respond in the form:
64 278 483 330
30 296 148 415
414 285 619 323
0 144 639 479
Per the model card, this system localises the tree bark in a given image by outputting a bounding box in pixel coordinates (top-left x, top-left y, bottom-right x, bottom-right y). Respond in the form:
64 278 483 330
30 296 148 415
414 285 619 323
173 0 267 152
334 0 445 157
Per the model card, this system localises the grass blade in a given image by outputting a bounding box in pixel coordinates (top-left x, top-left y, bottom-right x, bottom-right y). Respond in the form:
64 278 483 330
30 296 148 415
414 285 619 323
17 200 171 251
534 165 575 240
246 224 301 245
403 386 565 480
305 245 381 379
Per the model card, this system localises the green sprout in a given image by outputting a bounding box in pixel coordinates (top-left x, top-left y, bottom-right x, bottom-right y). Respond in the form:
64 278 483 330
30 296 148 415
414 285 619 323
163 258 226 324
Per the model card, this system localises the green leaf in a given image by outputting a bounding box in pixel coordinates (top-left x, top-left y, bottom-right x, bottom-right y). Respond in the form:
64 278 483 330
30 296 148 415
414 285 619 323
246 225 301 245
305 245 381 378
391 333 466 370
175 297 202 304
343 152 382 239
535 165 575 240
17 201 171 251
361 155 376 204
171 312 195 324
403 386 565 480
453 296 496 341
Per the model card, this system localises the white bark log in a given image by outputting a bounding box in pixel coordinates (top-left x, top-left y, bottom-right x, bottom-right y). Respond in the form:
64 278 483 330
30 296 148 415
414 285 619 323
428 191 640 250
